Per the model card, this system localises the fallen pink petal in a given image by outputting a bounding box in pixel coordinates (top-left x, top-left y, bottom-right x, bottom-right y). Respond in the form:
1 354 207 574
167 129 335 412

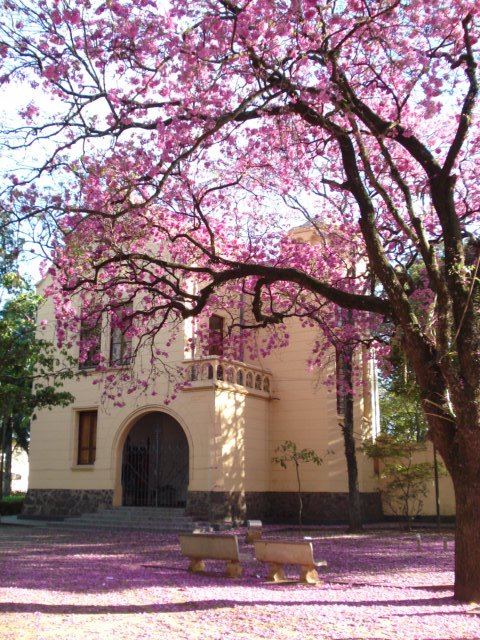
1 526 479 639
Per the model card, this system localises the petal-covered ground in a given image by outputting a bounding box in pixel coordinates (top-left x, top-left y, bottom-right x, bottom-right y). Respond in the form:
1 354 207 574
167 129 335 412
0 525 479 640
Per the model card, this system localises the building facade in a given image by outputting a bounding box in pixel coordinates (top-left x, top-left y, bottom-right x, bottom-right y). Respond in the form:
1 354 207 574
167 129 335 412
22 278 455 524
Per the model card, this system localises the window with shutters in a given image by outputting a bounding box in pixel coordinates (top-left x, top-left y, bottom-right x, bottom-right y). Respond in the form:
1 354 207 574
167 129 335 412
77 410 97 465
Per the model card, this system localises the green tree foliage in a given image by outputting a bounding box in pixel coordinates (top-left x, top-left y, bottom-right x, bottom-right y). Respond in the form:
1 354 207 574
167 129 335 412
362 434 445 530
272 440 324 527
0 286 75 496
379 343 428 442
0 211 24 298
380 391 427 443
371 346 438 528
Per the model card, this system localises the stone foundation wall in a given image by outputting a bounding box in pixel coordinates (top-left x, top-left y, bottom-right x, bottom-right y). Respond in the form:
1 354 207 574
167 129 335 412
186 490 382 524
263 491 383 524
20 488 382 523
186 490 247 523
21 489 114 519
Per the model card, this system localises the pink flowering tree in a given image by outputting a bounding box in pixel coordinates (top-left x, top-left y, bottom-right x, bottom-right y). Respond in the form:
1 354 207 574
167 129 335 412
1 0 479 601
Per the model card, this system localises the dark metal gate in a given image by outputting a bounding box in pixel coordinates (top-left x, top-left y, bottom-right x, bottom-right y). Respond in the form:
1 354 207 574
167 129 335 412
122 440 150 506
121 414 189 508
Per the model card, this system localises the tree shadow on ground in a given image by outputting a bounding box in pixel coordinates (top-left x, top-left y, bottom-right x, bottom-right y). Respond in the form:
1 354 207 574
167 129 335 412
0 594 463 615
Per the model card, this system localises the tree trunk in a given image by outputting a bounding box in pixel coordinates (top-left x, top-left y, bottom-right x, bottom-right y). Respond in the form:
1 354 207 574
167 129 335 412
3 419 13 497
340 346 363 532
398 324 480 602
342 398 363 532
453 479 480 602
295 460 303 527
0 415 7 498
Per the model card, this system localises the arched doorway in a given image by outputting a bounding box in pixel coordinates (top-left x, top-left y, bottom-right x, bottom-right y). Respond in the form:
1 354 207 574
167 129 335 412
121 412 189 508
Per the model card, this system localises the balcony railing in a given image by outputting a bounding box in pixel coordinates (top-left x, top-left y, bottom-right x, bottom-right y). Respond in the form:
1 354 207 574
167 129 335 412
183 357 272 396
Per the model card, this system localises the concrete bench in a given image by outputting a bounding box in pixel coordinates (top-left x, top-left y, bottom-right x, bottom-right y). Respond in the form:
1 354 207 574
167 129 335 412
254 539 327 584
245 519 263 543
179 533 242 578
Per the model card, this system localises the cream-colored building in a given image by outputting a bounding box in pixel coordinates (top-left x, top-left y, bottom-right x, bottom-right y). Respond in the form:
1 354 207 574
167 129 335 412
22 276 455 524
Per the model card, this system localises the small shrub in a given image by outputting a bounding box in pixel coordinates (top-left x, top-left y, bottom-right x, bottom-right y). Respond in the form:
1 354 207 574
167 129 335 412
0 493 25 515
272 440 324 527
362 434 446 529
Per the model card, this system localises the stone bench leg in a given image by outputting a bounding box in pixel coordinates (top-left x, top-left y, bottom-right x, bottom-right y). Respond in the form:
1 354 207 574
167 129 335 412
188 558 205 573
299 566 319 584
245 530 262 543
266 562 285 582
226 560 242 578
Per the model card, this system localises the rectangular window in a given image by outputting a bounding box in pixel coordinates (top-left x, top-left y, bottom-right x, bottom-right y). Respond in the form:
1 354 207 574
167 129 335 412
77 410 97 465
109 304 133 366
79 309 101 369
208 314 224 356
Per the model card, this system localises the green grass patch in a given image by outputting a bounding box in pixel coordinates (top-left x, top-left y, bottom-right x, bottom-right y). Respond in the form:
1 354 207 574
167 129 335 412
0 493 25 515
1 493 26 503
